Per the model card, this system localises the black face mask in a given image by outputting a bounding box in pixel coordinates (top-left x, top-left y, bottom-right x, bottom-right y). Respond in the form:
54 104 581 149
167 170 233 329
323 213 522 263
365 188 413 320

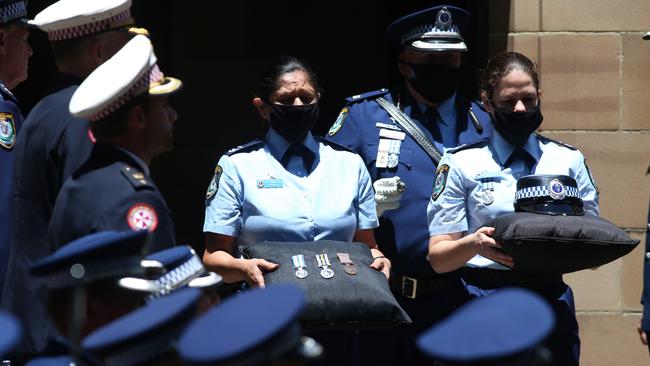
268 103 320 143
407 63 462 103
491 103 544 147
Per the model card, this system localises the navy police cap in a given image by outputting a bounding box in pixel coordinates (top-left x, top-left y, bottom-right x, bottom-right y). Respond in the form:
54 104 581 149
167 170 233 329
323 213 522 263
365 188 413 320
30 230 149 289
82 287 201 366
118 245 223 299
0 311 22 358
417 287 554 365
386 5 470 52
178 284 306 366
515 174 585 216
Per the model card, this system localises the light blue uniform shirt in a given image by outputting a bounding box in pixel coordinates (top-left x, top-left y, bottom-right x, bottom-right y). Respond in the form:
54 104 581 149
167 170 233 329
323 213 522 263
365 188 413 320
427 131 599 269
204 129 379 246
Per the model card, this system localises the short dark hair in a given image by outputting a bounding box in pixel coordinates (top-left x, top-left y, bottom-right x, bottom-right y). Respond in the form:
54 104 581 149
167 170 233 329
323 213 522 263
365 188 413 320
254 56 321 101
90 93 150 139
480 52 540 100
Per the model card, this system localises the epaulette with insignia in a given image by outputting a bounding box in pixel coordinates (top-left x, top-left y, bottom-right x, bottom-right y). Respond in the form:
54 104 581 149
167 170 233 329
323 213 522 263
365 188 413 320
226 139 264 156
447 138 489 154
345 88 390 103
536 133 577 150
120 163 154 189
315 136 356 153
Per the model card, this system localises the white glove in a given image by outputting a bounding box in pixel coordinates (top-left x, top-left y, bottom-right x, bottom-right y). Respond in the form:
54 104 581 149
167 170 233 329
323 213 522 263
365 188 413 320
373 176 407 217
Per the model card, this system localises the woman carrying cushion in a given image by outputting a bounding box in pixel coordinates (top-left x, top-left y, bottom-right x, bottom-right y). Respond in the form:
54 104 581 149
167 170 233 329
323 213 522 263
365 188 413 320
202 56 390 288
426 52 599 366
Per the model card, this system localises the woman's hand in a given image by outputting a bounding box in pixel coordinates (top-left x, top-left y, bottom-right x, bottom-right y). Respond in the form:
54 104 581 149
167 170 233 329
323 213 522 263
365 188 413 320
472 227 514 268
370 248 391 280
237 258 279 288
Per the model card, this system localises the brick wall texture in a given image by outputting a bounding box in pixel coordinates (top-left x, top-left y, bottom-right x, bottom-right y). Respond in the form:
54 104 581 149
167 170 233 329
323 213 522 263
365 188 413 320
489 1 650 364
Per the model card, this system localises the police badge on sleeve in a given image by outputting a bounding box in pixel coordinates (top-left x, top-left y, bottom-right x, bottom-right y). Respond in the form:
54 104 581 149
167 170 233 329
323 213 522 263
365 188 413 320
431 164 450 201
206 165 223 204
0 112 16 150
327 107 348 136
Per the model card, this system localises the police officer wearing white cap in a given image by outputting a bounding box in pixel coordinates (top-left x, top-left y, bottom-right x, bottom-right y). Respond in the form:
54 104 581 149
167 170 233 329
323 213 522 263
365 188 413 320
427 52 599 366
2 0 142 357
49 34 182 250
325 5 492 365
0 0 32 313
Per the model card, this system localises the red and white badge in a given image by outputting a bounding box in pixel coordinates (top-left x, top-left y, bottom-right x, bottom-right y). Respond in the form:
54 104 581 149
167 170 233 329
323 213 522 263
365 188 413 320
126 203 158 232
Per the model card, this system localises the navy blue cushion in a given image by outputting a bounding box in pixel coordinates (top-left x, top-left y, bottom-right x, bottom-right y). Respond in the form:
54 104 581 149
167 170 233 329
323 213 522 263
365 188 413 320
485 212 640 274
240 240 411 331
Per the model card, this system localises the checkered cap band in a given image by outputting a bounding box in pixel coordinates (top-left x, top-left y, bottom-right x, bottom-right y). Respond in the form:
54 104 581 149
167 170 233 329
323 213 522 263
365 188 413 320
401 23 461 46
149 255 204 299
515 185 580 200
47 8 132 41
90 64 163 122
0 0 26 23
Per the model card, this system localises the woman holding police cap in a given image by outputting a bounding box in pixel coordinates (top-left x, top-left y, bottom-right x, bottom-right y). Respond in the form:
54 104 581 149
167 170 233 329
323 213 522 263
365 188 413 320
426 52 599 366
201 56 390 288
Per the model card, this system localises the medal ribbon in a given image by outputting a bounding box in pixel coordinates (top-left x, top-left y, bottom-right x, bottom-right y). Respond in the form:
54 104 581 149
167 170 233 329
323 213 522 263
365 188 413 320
292 254 306 269
336 253 353 264
316 254 331 268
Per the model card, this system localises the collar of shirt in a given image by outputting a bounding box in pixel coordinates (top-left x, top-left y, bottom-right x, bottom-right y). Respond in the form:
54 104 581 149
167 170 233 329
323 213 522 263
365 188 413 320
490 130 541 166
265 127 319 161
112 145 150 176
415 92 457 127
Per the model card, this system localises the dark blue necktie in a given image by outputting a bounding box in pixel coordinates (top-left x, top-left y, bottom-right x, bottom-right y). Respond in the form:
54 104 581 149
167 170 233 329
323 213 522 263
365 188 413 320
424 108 443 143
505 147 536 174
282 144 315 174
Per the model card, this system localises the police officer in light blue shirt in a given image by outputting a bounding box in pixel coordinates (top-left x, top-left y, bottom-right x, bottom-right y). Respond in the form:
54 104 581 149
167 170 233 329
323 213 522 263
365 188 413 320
202 56 389 290
427 52 599 366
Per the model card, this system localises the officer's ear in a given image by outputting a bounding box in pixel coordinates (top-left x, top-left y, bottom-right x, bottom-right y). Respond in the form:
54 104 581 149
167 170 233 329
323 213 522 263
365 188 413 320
253 97 270 121
397 59 412 79
127 103 147 131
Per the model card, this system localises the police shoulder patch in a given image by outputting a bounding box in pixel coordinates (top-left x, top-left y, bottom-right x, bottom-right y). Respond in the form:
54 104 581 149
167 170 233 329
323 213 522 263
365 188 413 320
327 107 348 136
536 133 577 150
126 203 158 232
432 164 450 201
206 165 223 204
447 138 489 154
0 112 16 150
584 158 599 195
226 139 264 156
120 163 153 190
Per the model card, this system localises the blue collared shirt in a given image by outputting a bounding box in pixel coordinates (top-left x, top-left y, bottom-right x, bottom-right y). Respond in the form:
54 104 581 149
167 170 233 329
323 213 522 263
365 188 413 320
204 129 379 246
427 131 599 269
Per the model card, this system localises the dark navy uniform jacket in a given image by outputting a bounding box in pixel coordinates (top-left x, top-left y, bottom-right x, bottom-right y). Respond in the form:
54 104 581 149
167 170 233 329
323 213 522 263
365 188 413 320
326 87 492 276
49 143 176 251
642 200 650 331
1 74 94 354
0 82 23 292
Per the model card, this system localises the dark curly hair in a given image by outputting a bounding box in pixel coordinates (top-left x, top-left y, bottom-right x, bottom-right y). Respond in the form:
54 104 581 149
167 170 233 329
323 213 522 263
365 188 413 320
480 52 540 100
